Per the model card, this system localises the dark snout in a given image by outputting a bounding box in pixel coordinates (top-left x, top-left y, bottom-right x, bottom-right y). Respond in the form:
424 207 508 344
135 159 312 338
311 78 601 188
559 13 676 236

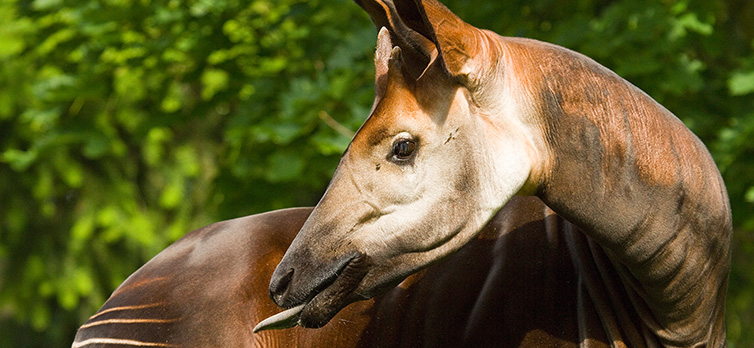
268 266 296 306
268 249 369 327
268 249 356 307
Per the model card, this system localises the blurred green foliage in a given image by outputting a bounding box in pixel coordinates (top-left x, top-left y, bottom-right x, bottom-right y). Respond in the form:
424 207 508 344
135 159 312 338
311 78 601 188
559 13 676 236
0 0 752 346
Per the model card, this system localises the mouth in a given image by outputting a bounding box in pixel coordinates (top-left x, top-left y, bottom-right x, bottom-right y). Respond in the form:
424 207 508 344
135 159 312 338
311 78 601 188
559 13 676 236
255 252 369 332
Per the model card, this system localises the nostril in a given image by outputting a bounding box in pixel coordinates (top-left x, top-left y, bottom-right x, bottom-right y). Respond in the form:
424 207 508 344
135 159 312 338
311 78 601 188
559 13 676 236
269 268 294 305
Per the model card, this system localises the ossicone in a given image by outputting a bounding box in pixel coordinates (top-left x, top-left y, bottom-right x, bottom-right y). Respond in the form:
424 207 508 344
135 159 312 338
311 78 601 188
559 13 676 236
356 0 494 87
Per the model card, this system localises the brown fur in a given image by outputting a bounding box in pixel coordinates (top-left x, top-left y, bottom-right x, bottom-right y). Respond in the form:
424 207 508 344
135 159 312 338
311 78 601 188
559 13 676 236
75 0 731 347
74 198 654 348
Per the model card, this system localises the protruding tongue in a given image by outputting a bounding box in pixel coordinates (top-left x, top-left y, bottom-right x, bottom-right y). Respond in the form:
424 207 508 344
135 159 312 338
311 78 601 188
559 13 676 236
252 304 304 333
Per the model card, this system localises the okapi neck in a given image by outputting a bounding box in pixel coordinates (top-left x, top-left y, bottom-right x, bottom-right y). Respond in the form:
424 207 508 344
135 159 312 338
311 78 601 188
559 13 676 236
511 38 731 345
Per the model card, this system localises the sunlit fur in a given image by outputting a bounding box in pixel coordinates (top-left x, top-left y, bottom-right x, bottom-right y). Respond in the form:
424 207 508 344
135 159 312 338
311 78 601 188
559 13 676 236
269 26 543 327
269 0 730 346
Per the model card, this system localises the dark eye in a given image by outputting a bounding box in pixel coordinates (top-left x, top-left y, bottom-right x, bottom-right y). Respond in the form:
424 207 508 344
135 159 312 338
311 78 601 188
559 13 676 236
391 139 416 161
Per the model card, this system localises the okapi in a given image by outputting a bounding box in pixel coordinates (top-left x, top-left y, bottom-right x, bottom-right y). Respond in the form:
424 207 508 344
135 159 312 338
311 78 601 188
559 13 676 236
73 0 731 347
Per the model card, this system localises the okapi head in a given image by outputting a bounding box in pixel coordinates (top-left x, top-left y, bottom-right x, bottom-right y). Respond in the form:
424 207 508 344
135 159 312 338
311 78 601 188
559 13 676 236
264 0 730 340
266 0 546 329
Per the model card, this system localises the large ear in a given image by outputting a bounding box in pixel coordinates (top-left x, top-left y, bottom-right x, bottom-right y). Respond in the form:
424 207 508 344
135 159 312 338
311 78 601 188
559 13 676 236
356 0 488 85
411 0 486 83
355 0 436 79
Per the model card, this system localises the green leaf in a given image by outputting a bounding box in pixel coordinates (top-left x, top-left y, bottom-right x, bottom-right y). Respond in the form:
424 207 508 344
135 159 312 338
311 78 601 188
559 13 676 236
58 158 84 188
670 12 713 40
71 213 95 244
175 145 201 176
83 133 110 159
2 148 38 171
30 302 50 330
201 68 229 100
0 8 34 58
161 82 185 113
32 0 63 11
143 127 173 166
729 70 754 96
36 27 76 56
746 187 754 203
20 107 60 131
114 66 146 102
159 177 184 209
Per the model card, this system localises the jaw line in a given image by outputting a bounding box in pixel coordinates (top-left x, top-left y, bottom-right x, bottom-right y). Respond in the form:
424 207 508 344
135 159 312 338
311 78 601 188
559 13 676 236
291 252 369 329
255 252 366 332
